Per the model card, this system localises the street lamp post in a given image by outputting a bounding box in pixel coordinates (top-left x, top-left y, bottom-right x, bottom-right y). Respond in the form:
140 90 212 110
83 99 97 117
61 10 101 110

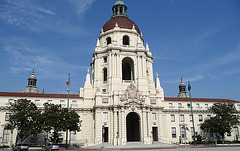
188 81 196 146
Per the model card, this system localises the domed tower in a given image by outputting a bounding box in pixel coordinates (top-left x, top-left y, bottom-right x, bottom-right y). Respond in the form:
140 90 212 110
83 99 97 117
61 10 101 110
23 69 39 93
90 0 163 98
80 0 164 146
177 77 189 98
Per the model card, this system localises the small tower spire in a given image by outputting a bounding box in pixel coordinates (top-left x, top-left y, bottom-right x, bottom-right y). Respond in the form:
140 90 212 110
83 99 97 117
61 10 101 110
24 68 39 93
155 72 161 89
84 68 92 88
178 77 190 98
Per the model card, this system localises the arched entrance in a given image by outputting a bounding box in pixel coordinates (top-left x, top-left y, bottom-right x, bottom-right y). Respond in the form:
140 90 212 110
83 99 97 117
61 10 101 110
126 112 140 142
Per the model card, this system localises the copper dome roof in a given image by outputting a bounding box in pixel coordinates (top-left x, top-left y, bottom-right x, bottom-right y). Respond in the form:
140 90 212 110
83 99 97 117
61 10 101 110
102 16 141 34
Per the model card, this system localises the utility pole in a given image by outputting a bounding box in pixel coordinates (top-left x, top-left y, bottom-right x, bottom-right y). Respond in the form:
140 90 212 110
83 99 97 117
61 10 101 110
188 81 196 146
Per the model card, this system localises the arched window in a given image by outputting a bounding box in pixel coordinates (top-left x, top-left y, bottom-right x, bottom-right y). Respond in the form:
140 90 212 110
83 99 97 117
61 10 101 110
122 57 134 81
106 37 111 45
123 35 130 45
103 68 107 82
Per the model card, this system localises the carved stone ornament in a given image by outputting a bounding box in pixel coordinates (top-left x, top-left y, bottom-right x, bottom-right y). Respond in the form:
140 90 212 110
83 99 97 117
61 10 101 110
102 98 109 104
120 84 145 102
150 99 156 105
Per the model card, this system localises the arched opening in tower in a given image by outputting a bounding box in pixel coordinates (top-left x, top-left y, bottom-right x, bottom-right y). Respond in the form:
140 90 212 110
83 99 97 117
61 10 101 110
122 57 134 81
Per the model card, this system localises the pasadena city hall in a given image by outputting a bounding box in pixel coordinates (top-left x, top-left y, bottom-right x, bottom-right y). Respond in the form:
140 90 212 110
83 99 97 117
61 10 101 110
0 0 240 147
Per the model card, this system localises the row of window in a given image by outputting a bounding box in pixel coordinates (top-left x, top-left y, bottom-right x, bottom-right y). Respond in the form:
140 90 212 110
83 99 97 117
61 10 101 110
171 127 239 138
106 35 130 46
170 114 211 122
169 103 209 108
8 99 78 106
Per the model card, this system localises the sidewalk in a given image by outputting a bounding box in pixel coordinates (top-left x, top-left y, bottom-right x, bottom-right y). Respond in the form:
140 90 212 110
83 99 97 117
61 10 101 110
61 142 178 150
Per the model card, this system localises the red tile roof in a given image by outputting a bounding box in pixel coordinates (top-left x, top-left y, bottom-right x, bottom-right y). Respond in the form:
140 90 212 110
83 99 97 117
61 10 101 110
0 92 82 99
164 97 239 103
103 16 141 34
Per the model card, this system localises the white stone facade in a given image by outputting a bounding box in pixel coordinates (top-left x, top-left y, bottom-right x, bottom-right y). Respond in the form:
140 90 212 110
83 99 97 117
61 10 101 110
0 0 240 147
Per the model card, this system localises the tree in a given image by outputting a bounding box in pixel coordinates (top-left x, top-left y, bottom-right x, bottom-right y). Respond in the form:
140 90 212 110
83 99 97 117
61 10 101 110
201 102 240 144
6 99 41 144
42 103 81 144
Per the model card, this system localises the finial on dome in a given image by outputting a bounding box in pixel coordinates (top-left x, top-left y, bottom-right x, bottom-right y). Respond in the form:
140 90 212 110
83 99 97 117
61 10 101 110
115 22 118 27
181 77 183 82
132 24 135 30
156 72 158 77
87 68 89 74
146 43 150 51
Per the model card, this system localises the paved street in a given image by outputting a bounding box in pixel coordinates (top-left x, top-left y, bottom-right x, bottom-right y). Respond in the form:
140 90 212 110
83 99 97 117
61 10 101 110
118 146 240 151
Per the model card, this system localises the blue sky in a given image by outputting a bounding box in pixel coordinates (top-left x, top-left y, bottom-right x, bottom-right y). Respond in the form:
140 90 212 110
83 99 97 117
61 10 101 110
0 0 240 101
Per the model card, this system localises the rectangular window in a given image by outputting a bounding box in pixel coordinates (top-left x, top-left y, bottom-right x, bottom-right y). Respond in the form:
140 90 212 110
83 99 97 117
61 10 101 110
70 132 76 141
35 100 40 106
207 115 211 120
180 115 185 122
205 104 208 108
171 127 176 138
7 99 14 105
104 57 107 63
234 127 239 136
72 100 77 107
187 103 191 108
196 103 200 108
5 113 11 121
103 112 108 120
47 100 52 104
178 103 182 108
199 115 203 122
60 100 65 107
189 115 193 122
191 127 194 137
169 103 173 108
3 129 10 142
152 113 156 120
181 127 185 138
171 114 175 122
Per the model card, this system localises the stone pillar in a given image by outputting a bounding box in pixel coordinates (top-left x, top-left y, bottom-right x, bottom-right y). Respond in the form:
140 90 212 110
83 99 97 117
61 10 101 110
137 56 140 78
158 112 164 142
109 53 112 78
143 56 146 77
94 110 102 144
113 110 118 145
117 54 120 76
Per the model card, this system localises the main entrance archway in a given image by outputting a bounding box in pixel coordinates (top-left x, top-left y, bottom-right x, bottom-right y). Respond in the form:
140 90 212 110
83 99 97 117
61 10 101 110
126 112 140 142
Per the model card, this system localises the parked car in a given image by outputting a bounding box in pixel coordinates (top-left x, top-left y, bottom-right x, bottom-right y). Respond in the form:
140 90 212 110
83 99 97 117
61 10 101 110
45 144 59 151
12 144 29 151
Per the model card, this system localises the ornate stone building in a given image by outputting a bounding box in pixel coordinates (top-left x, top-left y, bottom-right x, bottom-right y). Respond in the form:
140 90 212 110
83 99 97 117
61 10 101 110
0 0 239 147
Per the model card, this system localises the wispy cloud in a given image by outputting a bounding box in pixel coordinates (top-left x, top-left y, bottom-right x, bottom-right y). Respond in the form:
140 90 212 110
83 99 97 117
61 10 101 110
68 0 95 17
4 44 88 78
0 0 94 35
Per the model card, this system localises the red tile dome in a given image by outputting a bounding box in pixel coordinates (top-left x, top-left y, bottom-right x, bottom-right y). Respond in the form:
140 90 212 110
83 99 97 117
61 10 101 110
103 16 141 34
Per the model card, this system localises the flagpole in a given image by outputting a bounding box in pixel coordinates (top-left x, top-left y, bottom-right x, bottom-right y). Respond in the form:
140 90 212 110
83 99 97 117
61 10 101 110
66 73 70 148
188 81 196 146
